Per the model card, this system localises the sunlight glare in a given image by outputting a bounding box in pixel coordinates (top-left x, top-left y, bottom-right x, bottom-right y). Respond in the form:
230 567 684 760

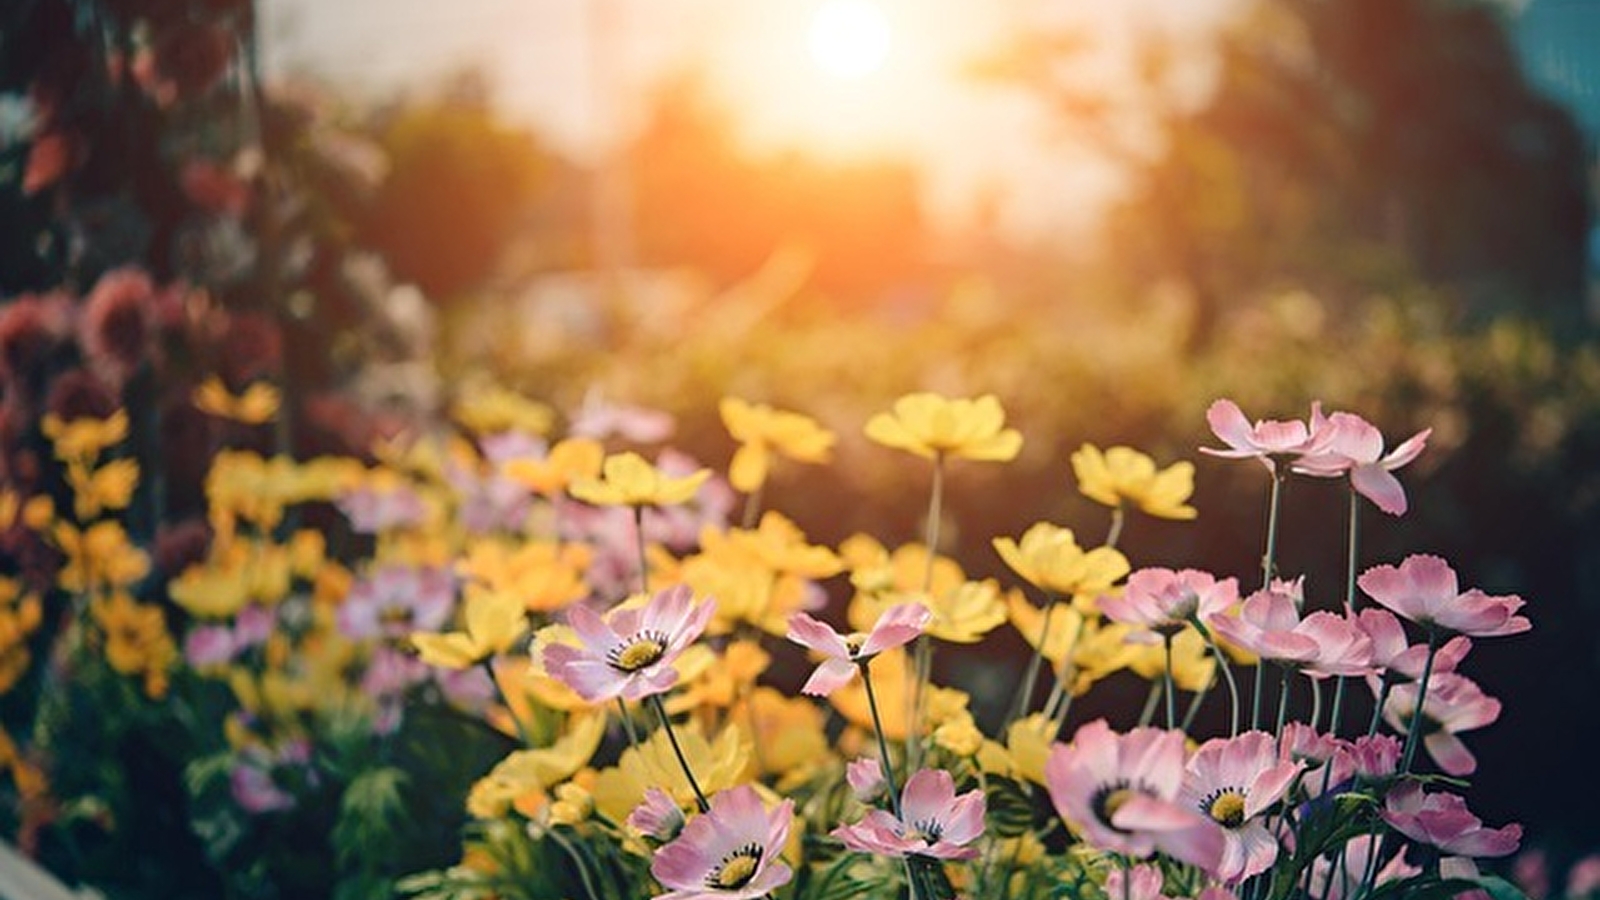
809 0 891 80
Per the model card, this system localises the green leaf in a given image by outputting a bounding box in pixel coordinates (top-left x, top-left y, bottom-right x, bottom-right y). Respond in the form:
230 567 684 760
985 775 1038 838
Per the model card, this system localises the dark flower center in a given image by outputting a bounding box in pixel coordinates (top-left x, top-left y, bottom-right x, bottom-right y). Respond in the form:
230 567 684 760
1091 780 1143 833
708 842 763 889
608 630 669 672
1201 788 1248 828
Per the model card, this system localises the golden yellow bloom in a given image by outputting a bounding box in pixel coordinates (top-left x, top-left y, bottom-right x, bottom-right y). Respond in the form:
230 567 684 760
169 544 252 619
411 584 528 669
205 451 361 534
193 377 281 424
669 640 770 713
1005 714 1055 787
570 452 710 508
54 521 150 593
1007 594 1085 670
1124 627 1215 692
934 714 985 757
457 539 592 613
42 410 127 462
502 437 604 495
21 495 53 532
742 686 828 785
549 782 594 825
1069 621 1145 695
466 711 606 820
829 649 968 741
705 513 843 580
864 392 1022 462
843 536 965 599
452 385 554 436
1071 444 1198 521
64 458 139 522
591 721 751 822
851 577 1010 644
719 397 835 493
91 591 176 698
992 523 1130 599
0 579 41 694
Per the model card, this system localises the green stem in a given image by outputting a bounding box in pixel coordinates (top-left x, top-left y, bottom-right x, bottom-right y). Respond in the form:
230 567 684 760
481 659 530 747
1162 633 1177 729
648 694 709 813
1274 666 1291 738
545 827 605 900
1136 680 1162 727
740 482 764 530
1005 592 1057 729
1105 505 1125 549
1367 675 1393 738
1309 674 1324 731
1252 469 1286 732
632 504 650 595
860 660 904 820
1399 631 1441 774
907 452 945 772
1191 617 1241 737
615 697 639 751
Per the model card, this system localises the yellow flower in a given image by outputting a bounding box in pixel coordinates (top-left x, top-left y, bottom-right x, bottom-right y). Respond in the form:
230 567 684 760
842 535 965 599
1071 444 1198 521
0 579 41 694
706 512 843 580
864 392 1022 462
1007 594 1085 670
828 649 968 741
502 437 604 495
934 714 985 757
193 376 281 425
452 385 554 436
669 640 771 712
992 523 1130 599
851 577 1010 644
411 584 528 669
54 521 150 593
591 721 751 822
549 782 594 825
1125 627 1215 692
21 495 53 532
526 625 595 712
169 542 252 618
42 411 127 462
719 397 835 493
90 591 176 698
457 540 592 613
65 458 139 521
466 711 606 820
741 686 828 785
1006 714 1055 786
570 452 710 508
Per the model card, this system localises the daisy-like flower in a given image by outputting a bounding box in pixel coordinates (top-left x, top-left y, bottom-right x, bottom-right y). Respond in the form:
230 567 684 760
1358 608 1472 680
411 585 527 670
571 452 711 508
1071 444 1198 520
651 785 794 900
846 757 886 802
1380 672 1501 776
992 522 1130 599
1358 555 1530 638
785 602 930 696
833 768 986 860
1178 731 1303 882
1204 580 1374 678
1308 835 1419 900
1100 568 1238 642
1105 864 1175 900
719 397 835 493
1382 783 1522 858
1044 720 1224 868
628 787 687 842
864 392 1022 462
1201 399 1328 471
543 585 715 702
1294 411 1431 515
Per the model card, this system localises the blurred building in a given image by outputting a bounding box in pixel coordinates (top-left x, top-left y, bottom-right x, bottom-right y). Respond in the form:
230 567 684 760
1514 0 1600 317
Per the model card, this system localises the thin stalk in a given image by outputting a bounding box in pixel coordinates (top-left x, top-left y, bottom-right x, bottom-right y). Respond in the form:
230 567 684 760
1251 469 1286 732
1136 681 1163 727
1328 488 1361 740
1309 675 1324 732
544 827 606 900
632 505 650 595
740 482 764 530
1105 505 1126 549
1274 666 1292 739
1251 660 1267 734
1180 664 1215 733
1005 592 1057 729
1367 675 1393 738
860 662 905 819
907 452 945 772
481 660 530 747
1162 633 1178 729
615 697 639 751
1399 631 1441 774
1191 617 1241 737
648 694 709 813
1328 677 1348 739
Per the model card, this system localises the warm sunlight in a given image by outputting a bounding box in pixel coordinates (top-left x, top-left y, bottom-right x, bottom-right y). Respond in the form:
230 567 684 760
809 0 891 80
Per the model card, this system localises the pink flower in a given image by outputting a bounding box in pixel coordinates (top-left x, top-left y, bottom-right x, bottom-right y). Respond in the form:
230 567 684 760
1280 722 1340 765
1567 855 1600 898
184 625 236 669
1100 568 1239 642
1382 783 1521 858
1358 555 1530 637
1381 672 1500 776
1294 411 1431 515
629 787 687 842
79 267 155 385
544 585 715 703
1105 864 1173 900
1201 400 1328 471
337 564 455 640
833 768 986 860
1179 731 1304 882
785 603 930 696
1045 720 1224 868
571 390 676 443
1359 608 1473 680
1308 834 1419 900
1206 581 1374 678
652 785 794 900
846 757 886 802
337 482 428 533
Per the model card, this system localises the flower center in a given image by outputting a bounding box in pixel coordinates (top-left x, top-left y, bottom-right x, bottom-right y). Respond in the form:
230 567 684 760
608 631 669 672
843 632 869 658
708 842 763 889
1203 789 1248 828
909 817 945 844
1091 780 1139 832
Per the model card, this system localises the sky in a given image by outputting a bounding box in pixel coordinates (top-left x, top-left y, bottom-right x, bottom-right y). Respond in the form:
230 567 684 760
258 0 1245 239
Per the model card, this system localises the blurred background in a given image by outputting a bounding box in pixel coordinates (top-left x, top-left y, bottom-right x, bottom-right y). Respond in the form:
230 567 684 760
4 0 1600 874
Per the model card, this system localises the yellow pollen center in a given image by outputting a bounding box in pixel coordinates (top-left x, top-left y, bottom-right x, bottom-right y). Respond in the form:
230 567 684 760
1103 788 1133 819
844 633 868 657
613 639 665 672
713 854 759 889
1208 791 1247 827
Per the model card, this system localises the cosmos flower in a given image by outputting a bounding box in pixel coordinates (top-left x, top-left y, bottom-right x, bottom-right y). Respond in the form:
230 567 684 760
1294 411 1430 515
864 392 1022 462
1382 783 1521 858
1205 580 1374 677
832 768 986 860
543 585 714 702
1380 672 1501 776
1100 568 1238 642
1201 400 1328 471
1178 731 1303 882
651 785 794 900
785 602 930 696
1358 555 1530 638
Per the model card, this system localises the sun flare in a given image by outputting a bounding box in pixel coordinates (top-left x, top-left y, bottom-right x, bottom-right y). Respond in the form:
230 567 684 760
809 0 891 80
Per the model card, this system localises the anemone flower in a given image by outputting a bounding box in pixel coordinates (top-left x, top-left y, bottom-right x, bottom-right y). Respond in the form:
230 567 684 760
1044 720 1224 869
1100 568 1238 641
1293 411 1430 515
785 602 930 696
1204 581 1374 678
864 392 1023 462
1201 400 1328 471
1104 864 1174 900
543 585 715 702
832 768 986 860
1358 608 1472 681
628 787 686 842
652 785 794 900
1380 672 1501 776
1358 555 1530 638
1382 783 1521 858
1178 731 1303 882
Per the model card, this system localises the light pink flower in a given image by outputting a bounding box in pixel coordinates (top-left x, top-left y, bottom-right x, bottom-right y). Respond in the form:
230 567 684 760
1179 731 1304 883
833 768 986 860
785 603 930 696
1359 608 1472 680
1201 399 1328 471
1045 720 1224 868
1280 722 1341 765
1100 568 1239 642
629 787 687 842
652 785 793 900
336 482 428 533
1206 581 1374 678
1358 555 1530 638
1105 864 1173 900
1308 834 1419 900
1294 411 1431 515
571 390 676 443
1382 783 1521 858
1381 672 1500 776
1567 854 1600 897
846 758 886 802
184 625 236 669
544 585 715 703
337 564 455 640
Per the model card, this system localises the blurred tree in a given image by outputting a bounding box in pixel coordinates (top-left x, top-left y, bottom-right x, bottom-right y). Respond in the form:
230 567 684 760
626 73 929 299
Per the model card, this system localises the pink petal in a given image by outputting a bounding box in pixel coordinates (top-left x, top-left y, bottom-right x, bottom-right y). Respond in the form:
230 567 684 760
1448 822 1523 859
1351 463 1408 516
786 613 850 659
543 644 623 701
1425 732 1478 776
1233 820 1282 881
900 769 957 825
1115 795 1225 871
938 789 987 846
1383 428 1432 470
1205 400 1256 452
800 658 858 696
860 603 931 656
565 603 620 653
641 584 694 638
1244 759 1304 820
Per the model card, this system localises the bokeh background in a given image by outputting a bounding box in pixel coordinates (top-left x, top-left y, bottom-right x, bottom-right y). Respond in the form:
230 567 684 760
3 0 1600 887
